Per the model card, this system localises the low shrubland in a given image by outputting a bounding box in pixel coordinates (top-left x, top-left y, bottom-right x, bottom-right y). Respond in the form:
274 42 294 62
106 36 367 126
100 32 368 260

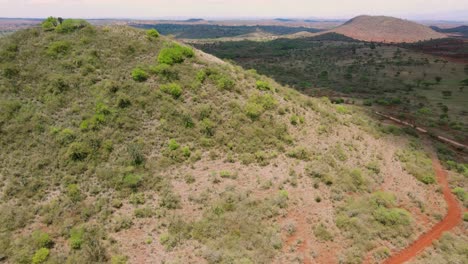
336 191 412 262
396 141 436 184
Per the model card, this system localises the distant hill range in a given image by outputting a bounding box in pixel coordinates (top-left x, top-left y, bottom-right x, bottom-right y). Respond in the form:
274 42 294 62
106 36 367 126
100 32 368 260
321 15 447 43
430 25 468 38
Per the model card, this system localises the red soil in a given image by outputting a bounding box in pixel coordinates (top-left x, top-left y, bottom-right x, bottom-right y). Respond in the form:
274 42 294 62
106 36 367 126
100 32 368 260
283 211 312 264
383 156 462 264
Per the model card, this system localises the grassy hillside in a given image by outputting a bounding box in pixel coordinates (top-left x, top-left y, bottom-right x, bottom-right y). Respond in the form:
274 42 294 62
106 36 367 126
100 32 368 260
0 21 465 264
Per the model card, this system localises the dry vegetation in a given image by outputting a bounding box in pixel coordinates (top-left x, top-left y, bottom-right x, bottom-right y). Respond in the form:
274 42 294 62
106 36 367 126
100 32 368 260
0 20 466 264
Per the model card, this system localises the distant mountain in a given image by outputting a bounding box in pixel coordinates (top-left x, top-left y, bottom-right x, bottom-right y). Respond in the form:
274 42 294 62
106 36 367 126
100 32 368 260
326 15 447 43
182 18 205 23
431 25 468 38
274 18 296 22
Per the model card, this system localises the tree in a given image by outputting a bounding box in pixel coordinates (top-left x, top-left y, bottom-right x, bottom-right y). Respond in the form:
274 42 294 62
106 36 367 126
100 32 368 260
41 16 58 31
146 29 160 39
58 17 64 24
435 76 442 83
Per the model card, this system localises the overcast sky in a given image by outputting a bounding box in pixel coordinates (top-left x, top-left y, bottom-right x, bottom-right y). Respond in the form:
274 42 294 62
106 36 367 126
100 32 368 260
1 0 467 20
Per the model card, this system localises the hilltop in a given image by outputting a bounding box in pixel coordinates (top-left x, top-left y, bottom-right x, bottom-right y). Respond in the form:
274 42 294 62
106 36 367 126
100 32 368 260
323 15 447 43
0 19 466 264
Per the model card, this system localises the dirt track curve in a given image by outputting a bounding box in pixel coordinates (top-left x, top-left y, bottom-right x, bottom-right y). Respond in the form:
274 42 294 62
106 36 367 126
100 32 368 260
383 156 462 264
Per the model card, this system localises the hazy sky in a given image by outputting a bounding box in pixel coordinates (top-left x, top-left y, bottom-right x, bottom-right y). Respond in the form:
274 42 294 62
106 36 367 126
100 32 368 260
1 0 467 20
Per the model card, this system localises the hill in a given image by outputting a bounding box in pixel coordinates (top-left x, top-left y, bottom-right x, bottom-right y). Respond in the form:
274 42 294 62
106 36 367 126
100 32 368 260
431 25 468 38
0 19 466 264
326 15 447 43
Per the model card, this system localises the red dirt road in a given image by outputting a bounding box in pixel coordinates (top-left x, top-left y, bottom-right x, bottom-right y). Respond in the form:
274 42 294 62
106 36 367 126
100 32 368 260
383 156 462 264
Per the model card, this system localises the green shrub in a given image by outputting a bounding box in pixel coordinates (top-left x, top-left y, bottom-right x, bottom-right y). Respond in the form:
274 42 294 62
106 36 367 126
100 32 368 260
274 190 289 208
157 44 194 65
452 187 467 202
113 217 133 232
131 68 148 82
134 207 154 218
67 184 82 202
159 189 181 209
149 63 178 80
160 83 182 98
244 102 264 120
168 139 180 150
196 69 207 82
69 227 85 249
256 80 272 91
182 146 191 157
66 142 91 161
47 41 71 57
117 95 131 108
55 19 90 33
336 105 349 114
41 17 58 31
249 93 278 110
128 142 145 165
215 75 235 90
314 223 333 241
3 65 19 79
464 212 468 222
32 231 53 248
32 248 49 264
129 193 146 205
122 174 142 189
290 114 304 125
287 147 311 161
146 29 160 39
200 118 215 136
373 207 411 226
397 146 435 184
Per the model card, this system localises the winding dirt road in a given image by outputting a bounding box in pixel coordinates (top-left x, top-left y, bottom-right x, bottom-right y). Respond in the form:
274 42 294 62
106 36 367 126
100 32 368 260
383 156 462 264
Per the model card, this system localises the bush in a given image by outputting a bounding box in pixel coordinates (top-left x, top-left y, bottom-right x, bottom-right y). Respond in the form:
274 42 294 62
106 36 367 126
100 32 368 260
373 207 411 226
168 139 180 150
157 44 194 65
55 19 90 33
67 184 82 202
69 227 85 249
287 147 311 160
128 142 145 165
41 17 58 31
397 146 435 184
3 65 19 79
244 102 264 120
314 223 333 241
149 63 178 80
66 142 91 161
47 41 71 57
215 75 235 90
290 114 304 125
131 68 148 82
134 207 154 218
32 248 49 264
256 80 272 91
122 174 142 189
160 83 183 98
146 29 160 39
452 187 467 202
32 231 53 249
159 189 181 209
